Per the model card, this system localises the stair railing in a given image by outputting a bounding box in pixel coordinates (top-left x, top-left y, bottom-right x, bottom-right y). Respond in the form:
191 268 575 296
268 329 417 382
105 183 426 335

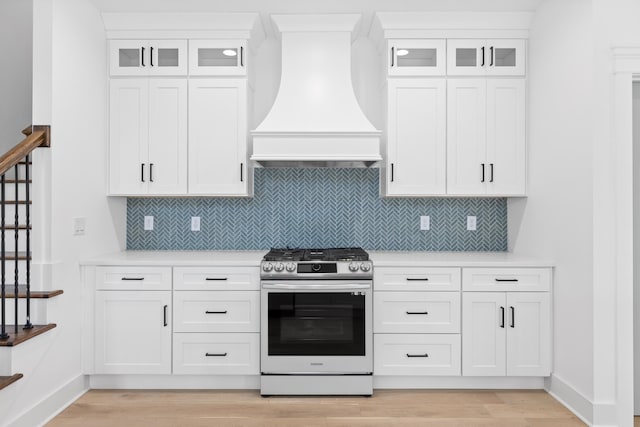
0 125 50 339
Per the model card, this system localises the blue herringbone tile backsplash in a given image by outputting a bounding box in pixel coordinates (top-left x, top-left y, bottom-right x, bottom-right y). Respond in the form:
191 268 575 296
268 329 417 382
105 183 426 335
127 168 507 251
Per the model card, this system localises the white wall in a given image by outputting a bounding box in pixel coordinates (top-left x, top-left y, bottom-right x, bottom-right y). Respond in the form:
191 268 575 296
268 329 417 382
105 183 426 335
5 0 126 424
0 0 32 153
633 81 640 415
508 0 595 421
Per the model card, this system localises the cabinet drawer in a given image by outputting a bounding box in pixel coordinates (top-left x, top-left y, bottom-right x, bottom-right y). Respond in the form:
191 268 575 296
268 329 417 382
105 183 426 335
96 266 172 290
173 267 259 291
463 268 551 292
374 292 460 333
374 267 460 291
173 333 259 375
173 291 259 332
374 334 461 376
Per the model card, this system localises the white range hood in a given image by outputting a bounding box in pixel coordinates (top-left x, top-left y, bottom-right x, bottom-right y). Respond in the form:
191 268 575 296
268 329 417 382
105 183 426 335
251 14 381 167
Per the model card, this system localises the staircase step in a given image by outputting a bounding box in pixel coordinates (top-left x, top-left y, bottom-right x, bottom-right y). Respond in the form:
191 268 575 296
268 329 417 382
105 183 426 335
0 373 23 391
0 201 31 205
2 180 31 184
0 324 56 347
0 225 31 230
3 286 63 299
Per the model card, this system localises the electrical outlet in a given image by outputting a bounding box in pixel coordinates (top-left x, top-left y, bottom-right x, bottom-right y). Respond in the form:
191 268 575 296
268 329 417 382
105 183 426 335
144 216 154 231
467 216 477 231
72 217 86 236
191 216 201 232
420 216 430 231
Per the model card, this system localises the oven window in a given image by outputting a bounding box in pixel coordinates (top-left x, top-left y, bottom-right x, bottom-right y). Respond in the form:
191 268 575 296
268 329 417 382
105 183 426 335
267 292 365 356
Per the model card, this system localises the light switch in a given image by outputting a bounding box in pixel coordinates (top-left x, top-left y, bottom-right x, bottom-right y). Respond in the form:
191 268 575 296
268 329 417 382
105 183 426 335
72 217 86 236
191 216 201 232
467 216 477 231
420 216 430 231
144 216 154 231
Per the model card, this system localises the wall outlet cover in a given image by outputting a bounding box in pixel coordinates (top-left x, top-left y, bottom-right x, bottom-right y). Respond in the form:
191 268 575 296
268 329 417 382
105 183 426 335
72 217 86 236
191 216 201 232
420 216 430 231
467 216 477 231
144 215 154 231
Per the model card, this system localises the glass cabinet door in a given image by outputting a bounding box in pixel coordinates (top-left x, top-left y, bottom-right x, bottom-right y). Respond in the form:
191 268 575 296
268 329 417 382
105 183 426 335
109 40 187 77
150 40 188 76
189 40 247 76
388 40 446 76
485 39 526 76
446 40 487 76
110 40 148 76
447 39 526 76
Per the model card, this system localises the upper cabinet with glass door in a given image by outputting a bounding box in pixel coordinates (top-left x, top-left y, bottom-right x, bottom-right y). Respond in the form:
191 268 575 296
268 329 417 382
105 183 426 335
110 40 187 77
447 39 526 76
189 40 247 76
388 40 446 76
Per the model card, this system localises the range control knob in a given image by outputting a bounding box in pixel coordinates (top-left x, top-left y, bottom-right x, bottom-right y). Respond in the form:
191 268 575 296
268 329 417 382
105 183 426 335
360 262 371 272
274 263 285 272
262 262 273 272
286 263 296 272
348 262 359 272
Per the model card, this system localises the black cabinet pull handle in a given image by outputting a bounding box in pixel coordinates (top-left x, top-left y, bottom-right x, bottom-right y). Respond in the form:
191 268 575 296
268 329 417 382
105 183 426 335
481 46 485 66
141 47 145 67
495 278 519 282
240 46 244 67
406 278 429 281
206 352 228 357
121 277 144 281
510 306 515 328
391 163 394 182
481 163 485 182
406 311 429 315
150 46 154 67
206 277 228 281
406 353 429 358
500 306 505 328
391 47 395 67
149 163 154 182
141 163 145 182
490 163 494 183
205 310 228 314
490 46 494 66
163 305 168 327
240 163 244 182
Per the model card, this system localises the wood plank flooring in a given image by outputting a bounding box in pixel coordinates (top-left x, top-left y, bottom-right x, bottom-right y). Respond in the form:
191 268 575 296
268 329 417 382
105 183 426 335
47 390 586 426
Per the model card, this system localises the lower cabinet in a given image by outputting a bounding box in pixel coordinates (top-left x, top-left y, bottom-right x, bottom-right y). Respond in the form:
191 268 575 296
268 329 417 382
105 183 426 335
95 290 172 374
374 334 461 376
173 333 259 375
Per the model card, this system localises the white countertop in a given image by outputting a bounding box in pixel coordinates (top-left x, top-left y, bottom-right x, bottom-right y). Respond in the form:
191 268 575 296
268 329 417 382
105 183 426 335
82 250 553 268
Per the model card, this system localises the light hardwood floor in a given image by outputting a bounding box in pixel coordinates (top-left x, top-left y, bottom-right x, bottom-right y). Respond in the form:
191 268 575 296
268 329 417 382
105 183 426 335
47 389 585 426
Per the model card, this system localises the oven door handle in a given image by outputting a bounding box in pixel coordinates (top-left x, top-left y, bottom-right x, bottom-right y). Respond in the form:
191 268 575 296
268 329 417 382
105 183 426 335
261 283 371 291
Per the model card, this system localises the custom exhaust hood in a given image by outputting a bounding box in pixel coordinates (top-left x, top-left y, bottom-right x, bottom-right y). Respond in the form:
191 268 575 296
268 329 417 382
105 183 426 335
250 14 381 168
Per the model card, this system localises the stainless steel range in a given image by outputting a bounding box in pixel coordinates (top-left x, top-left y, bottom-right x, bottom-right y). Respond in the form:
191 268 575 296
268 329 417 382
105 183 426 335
260 248 373 396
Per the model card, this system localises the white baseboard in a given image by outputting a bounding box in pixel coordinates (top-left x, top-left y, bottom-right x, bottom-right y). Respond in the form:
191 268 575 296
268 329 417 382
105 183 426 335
89 374 261 389
374 375 545 389
7 374 88 427
545 374 593 426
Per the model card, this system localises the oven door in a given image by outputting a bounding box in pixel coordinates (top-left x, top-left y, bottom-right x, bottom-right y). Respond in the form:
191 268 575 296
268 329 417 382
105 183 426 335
261 280 372 375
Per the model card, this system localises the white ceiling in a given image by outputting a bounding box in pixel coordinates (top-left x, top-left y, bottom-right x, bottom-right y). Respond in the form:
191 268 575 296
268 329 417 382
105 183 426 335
87 0 543 37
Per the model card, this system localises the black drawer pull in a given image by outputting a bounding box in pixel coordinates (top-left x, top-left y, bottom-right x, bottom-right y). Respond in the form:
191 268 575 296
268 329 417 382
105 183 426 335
121 277 144 281
206 277 228 281
495 278 519 282
406 353 429 358
500 306 505 328
406 311 429 315
163 305 168 327
510 306 515 328
205 310 228 314
406 278 429 282
205 352 228 357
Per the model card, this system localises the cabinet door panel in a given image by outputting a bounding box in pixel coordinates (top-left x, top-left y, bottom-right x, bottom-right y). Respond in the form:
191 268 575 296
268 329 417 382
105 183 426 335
95 291 171 374
485 39 526 76
462 293 506 376
188 79 247 195
110 40 147 76
148 79 187 194
387 79 446 195
150 40 188 76
506 292 551 376
189 40 247 76
374 333 461 376
447 39 487 76
486 79 526 195
388 40 446 76
374 291 460 334
173 290 259 333
447 79 487 195
109 79 148 195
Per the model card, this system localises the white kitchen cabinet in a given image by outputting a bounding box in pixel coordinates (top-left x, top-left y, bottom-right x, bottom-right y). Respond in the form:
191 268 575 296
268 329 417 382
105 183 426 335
374 291 460 334
173 333 259 375
95 290 172 374
188 79 250 196
173 290 260 333
385 79 446 196
374 334 460 376
110 40 187 76
189 40 247 76
447 78 525 196
462 266 551 377
447 39 525 76
387 40 446 76
373 267 461 292
173 266 260 291
109 78 187 195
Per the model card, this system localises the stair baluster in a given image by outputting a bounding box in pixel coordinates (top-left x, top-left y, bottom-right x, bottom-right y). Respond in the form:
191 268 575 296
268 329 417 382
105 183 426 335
13 164 18 334
0 174 6 339
25 154 31 329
